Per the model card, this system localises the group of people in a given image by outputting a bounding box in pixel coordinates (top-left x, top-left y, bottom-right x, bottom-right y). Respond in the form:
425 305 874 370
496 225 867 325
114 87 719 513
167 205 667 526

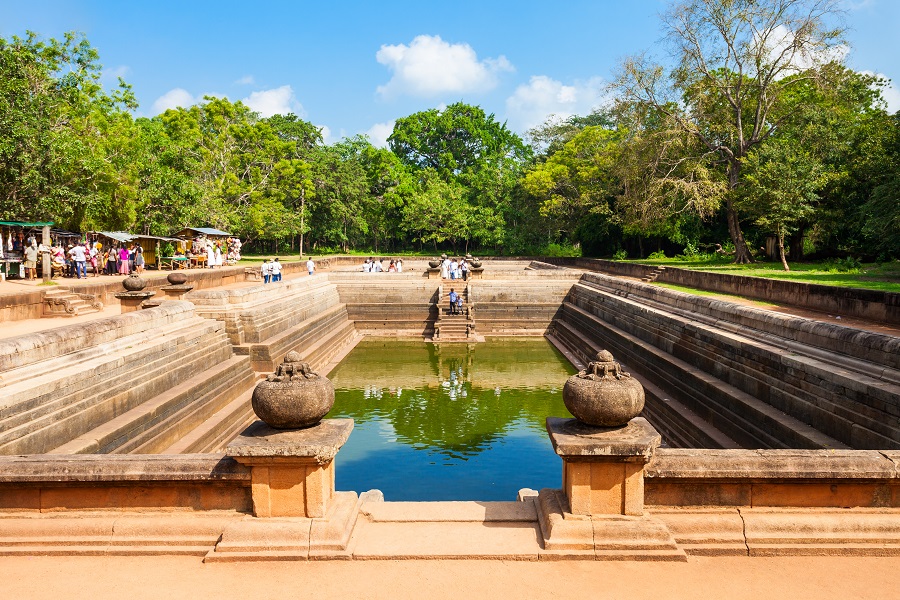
362 257 402 273
447 288 465 315
50 241 144 279
261 258 283 283
441 257 468 281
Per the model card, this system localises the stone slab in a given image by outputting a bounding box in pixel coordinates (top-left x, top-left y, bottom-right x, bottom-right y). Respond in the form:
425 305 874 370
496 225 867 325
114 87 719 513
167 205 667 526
226 419 353 465
546 417 661 461
361 500 538 523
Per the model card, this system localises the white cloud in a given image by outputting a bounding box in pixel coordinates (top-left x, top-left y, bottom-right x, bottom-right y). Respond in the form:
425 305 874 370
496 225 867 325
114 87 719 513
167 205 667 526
234 75 255 85
505 75 606 133
364 121 395 148
862 71 900 113
761 24 849 78
104 65 130 80
152 88 197 114
376 34 513 98
318 125 333 145
242 85 304 118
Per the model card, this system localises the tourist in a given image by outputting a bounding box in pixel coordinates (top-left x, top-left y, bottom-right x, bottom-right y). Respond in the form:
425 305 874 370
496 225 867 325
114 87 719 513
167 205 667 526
69 241 87 279
362 258 371 273
88 242 99 277
457 293 464 315
118 245 130 275
441 256 450 279
450 257 459 280
306 257 316 276
214 242 223 268
271 258 282 282
105 248 116 275
372 258 383 272
134 245 145 274
24 241 38 281
448 288 458 315
261 259 271 283
206 241 215 269
396 258 403 273
388 260 396 272
461 259 468 281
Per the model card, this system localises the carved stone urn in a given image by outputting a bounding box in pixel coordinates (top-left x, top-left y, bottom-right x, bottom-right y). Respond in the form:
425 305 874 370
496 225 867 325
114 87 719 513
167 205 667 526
428 259 441 269
469 258 482 269
166 271 188 285
122 273 146 291
562 350 645 427
251 351 335 429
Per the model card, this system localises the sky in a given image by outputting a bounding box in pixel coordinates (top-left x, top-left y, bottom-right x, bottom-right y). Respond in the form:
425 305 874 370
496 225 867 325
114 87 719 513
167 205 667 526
2 0 898 146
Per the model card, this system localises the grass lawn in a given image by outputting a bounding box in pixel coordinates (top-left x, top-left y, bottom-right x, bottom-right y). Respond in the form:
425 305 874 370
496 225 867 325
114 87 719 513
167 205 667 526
651 282 779 308
632 258 900 293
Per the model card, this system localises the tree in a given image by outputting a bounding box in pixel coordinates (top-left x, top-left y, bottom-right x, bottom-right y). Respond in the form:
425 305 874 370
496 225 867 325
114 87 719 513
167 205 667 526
616 0 847 263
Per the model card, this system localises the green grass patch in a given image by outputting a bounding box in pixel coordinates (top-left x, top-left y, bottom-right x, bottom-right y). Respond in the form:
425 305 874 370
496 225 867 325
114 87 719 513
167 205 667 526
650 282 779 308
633 258 900 293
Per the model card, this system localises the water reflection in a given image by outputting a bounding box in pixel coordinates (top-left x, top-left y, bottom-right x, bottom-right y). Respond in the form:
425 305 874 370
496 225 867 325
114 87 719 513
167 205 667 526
327 339 576 500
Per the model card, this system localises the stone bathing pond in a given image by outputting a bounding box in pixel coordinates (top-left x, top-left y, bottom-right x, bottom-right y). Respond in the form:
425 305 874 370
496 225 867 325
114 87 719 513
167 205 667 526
328 338 576 501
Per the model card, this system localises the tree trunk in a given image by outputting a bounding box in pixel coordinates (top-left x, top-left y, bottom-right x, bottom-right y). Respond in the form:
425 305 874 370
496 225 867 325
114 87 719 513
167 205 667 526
778 231 790 271
725 162 753 264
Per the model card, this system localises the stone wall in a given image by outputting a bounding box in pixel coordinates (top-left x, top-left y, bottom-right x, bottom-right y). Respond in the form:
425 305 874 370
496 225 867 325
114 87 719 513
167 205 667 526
330 273 439 336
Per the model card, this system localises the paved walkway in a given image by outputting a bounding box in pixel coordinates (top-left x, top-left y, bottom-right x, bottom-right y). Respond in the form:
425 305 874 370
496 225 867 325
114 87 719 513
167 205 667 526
2 555 897 600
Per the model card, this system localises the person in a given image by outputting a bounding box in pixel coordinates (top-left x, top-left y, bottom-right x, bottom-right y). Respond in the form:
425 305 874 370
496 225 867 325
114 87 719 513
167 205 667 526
214 243 223 268
118 245 130 275
388 260 396 272
461 258 468 281
448 288 458 315
450 257 459 280
441 256 450 279
105 248 116 275
88 242 99 277
457 293 464 315
261 259 272 284
134 245 145 274
271 257 282 282
69 241 87 279
306 257 315 276
206 241 215 269
396 258 403 273
24 241 38 281
372 258 383 272
362 258 371 273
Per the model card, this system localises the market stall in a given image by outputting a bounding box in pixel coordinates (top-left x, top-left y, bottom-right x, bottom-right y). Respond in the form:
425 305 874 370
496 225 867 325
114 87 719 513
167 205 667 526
0 220 56 280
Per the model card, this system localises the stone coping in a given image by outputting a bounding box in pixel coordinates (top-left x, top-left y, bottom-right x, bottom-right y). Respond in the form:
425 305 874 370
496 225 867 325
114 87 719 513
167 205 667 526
0 300 196 373
546 417 661 461
0 453 249 483
647 448 900 480
226 419 354 464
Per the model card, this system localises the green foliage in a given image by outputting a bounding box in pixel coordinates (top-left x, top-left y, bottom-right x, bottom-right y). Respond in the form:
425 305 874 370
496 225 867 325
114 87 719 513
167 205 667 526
612 249 628 260
542 243 582 258
647 250 667 260
822 256 862 273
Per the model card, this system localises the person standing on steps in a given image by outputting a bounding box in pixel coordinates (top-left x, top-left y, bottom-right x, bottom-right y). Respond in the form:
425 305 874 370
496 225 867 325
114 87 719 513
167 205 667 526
271 257 282 282
306 257 316 276
448 288 458 315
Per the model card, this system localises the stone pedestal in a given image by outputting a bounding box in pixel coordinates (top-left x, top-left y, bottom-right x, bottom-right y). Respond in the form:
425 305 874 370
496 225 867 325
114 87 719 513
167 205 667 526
536 417 685 560
207 418 359 561
427 267 442 279
160 284 193 300
469 267 484 280
115 291 155 313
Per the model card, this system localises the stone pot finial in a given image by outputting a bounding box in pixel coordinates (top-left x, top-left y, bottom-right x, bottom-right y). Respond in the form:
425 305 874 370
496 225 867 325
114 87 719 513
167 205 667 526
167 271 188 285
251 351 335 429
469 258 482 268
562 350 645 427
122 273 146 292
428 258 441 269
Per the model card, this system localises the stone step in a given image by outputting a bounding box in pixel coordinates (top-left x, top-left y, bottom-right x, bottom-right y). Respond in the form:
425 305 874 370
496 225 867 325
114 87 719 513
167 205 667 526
48 355 254 454
162 387 256 454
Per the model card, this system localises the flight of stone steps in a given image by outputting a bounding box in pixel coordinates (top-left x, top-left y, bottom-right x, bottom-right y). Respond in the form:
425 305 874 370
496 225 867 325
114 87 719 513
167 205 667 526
434 287 476 342
42 288 103 317
640 266 666 283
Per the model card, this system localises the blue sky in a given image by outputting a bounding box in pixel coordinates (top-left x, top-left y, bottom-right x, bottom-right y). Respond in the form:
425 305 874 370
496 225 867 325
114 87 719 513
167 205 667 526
2 0 898 145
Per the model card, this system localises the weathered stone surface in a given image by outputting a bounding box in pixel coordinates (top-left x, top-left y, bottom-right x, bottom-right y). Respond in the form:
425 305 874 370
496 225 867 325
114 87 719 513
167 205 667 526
226 419 353 464
251 351 335 429
563 350 645 426
547 417 661 461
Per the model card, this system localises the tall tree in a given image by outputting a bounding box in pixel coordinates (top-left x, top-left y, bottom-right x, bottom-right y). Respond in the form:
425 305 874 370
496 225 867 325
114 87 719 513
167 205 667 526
616 0 847 263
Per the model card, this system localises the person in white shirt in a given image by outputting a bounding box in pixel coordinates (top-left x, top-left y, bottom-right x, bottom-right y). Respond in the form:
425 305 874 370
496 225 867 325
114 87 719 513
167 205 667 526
396 258 403 273
363 258 371 273
69 242 87 279
261 259 272 283
450 258 459 280
271 258 282 282
306 258 316 276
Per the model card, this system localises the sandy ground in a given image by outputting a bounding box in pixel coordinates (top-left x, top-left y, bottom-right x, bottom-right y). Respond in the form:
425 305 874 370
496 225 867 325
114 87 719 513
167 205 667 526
2 555 898 600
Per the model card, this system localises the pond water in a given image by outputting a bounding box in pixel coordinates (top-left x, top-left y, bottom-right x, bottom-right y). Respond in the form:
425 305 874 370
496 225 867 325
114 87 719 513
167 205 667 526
327 338 576 501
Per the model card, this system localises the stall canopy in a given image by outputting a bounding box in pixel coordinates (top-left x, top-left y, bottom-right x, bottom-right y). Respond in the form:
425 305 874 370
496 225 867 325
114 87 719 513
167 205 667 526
0 221 55 227
174 227 231 238
93 231 182 244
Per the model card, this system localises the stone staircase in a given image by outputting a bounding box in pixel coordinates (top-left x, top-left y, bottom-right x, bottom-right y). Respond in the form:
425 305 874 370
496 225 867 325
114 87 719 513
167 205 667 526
42 288 103 317
0 303 256 455
548 274 900 450
640 266 666 283
434 287 476 342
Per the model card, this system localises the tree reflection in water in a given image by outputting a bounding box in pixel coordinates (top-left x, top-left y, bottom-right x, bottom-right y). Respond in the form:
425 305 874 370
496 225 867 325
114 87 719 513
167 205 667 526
328 339 576 500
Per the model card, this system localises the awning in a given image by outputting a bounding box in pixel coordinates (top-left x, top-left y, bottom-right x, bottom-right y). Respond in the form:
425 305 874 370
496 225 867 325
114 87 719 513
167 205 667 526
0 221 55 227
175 227 232 237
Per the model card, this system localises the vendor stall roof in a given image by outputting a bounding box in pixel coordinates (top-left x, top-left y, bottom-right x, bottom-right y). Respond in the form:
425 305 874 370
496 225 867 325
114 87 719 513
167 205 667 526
174 227 231 237
94 231 181 243
0 221 54 227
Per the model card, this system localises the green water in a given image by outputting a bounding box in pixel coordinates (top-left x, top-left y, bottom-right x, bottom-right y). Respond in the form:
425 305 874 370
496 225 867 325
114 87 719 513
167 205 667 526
327 338 576 501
